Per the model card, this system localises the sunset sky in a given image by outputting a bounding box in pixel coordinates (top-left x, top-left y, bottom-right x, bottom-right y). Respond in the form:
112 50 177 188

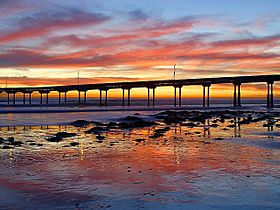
0 0 279 97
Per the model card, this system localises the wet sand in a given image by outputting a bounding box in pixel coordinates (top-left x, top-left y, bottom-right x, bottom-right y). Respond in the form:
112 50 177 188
0 110 280 209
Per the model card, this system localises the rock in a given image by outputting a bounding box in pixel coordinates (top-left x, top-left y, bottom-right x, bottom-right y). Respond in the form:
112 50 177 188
0 137 4 144
107 122 119 128
92 121 107 126
118 120 157 129
70 120 91 127
95 140 103 143
62 145 70 147
70 142 79 146
46 136 63 142
2 145 13 149
149 127 171 138
8 137 15 143
227 124 236 128
155 127 170 133
124 116 143 121
55 132 77 138
149 133 163 138
11 141 23 146
214 137 224 141
135 138 145 143
239 118 251 125
1 137 22 146
163 116 185 124
96 135 105 140
85 126 109 134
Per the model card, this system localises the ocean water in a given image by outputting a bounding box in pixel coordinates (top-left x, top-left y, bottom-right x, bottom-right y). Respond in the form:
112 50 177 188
0 98 280 209
0 110 280 209
0 98 278 127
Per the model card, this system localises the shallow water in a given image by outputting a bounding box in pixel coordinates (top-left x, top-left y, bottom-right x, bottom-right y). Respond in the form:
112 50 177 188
0 111 280 209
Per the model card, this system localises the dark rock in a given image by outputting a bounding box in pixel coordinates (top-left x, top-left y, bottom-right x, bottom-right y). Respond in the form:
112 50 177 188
124 116 142 121
30 143 43 146
11 141 23 146
107 122 119 128
214 137 224 141
2 145 13 149
95 140 103 143
70 120 91 127
62 145 70 147
85 126 109 134
118 120 157 129
8 137 15 143
70 142 79 146
155 127 170 133
135 138 145 143
56 132 77 138
92 121 107 126
96 135 105 140
163 116 185 124
239 118 251 125
0 137 4 144
227 124 236 128
46 136 63 142
189 116 207 123
149 126 171 138
149 133 163 138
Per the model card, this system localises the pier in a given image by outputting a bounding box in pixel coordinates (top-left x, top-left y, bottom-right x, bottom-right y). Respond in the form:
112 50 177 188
1 74 279 108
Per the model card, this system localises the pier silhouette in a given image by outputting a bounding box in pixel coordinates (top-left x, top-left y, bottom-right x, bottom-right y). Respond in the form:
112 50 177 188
1 74 278 107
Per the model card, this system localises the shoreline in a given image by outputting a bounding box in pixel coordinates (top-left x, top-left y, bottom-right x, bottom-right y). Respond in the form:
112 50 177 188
0 105 277 114
0 106 279 128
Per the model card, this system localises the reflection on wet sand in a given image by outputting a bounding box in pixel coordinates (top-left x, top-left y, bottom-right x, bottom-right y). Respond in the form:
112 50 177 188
0 111 280 209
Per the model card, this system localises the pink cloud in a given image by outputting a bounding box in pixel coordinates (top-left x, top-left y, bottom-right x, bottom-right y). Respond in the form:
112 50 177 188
0 10 110 44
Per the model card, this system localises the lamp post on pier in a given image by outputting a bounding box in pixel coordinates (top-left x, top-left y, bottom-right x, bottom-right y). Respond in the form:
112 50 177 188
173 64 177 80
